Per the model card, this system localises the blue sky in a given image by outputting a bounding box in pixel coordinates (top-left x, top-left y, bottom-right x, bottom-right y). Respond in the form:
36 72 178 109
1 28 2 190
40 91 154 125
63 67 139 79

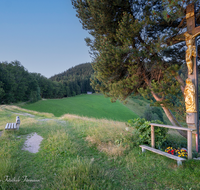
0 0 91 78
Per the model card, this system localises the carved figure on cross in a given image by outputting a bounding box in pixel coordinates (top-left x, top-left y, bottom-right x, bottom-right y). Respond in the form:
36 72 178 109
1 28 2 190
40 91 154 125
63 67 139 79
184 31 200 75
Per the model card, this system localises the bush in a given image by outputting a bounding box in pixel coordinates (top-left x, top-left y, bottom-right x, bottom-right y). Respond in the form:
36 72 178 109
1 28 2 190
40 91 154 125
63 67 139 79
143 105 164 122
127 118 168 148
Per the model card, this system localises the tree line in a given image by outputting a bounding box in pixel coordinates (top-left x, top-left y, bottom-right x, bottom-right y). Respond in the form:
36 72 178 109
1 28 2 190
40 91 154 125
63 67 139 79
0 61 94 104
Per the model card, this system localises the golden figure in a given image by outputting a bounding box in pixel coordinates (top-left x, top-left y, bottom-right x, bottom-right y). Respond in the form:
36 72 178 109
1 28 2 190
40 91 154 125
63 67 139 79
184 32 196 75
184 78 197 113
184 31 200 75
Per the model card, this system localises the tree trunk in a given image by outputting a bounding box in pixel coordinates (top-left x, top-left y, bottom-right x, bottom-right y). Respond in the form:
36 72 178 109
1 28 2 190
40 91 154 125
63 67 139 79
161 106 187 138
151 91 187 138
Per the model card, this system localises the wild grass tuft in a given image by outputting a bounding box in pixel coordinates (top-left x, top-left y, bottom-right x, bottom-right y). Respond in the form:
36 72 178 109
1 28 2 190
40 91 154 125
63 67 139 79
42 129 77 160
51 157 110 189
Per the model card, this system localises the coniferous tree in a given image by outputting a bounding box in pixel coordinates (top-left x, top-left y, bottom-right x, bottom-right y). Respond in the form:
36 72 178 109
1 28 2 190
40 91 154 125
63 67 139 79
72 0 200 138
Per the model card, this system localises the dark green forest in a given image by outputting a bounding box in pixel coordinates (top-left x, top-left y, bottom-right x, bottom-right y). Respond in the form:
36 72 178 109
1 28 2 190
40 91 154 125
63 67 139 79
50 62 94 95
0 61 94 104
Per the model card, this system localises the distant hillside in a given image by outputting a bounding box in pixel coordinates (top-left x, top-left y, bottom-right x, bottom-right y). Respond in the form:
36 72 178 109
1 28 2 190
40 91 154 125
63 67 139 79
50 63 93 82
49 63 95 95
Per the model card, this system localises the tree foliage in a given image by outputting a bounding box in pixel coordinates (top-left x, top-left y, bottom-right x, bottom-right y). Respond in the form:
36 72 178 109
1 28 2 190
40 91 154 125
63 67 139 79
72 0 200 133
0 61 41 103
143 105 164 122
0 61 94 104
49 62 94 94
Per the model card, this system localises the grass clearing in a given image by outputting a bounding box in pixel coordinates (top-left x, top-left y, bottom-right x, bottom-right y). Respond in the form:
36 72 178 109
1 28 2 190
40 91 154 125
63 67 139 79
0 105 200 189
125 96 150 118
19 94 138 122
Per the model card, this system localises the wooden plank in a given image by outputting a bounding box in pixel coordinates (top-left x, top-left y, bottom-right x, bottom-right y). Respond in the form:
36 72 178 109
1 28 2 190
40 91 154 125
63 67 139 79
186 3 195 33
16 123 20 130
139 145 186 161
5 123 18 130
149 123 195 131
5 123 8 130
192 26 200 36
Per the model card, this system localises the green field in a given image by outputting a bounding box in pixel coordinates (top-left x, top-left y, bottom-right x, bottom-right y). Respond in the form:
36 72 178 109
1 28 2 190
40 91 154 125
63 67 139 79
20 94 138 122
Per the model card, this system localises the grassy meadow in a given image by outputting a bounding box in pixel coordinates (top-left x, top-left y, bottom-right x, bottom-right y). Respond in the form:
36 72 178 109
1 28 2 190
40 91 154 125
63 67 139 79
20 94 139 122
0 104 200 189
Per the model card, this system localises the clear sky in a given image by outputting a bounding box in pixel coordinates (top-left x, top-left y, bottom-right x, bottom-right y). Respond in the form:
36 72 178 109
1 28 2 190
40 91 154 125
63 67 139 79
0 0 91 78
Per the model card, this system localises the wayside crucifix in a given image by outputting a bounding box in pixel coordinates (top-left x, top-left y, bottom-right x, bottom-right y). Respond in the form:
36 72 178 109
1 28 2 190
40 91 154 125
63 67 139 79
184 3 200 152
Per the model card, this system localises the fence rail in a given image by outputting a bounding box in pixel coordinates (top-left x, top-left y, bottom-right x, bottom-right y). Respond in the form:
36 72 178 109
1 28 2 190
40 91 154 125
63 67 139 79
150 123 196 159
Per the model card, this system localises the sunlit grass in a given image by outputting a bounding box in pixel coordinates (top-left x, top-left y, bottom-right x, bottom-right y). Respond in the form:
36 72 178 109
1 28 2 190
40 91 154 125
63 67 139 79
0 105 200 189
19 94 139 121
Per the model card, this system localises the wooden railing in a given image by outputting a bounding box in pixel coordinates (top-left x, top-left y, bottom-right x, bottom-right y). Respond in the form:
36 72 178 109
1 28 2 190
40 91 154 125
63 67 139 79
150 123 196 159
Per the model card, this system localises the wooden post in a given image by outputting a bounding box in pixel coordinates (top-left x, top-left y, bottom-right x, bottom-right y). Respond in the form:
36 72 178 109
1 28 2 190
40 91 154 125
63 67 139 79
151 125 155 148
185 3 200 152
187 130 193 159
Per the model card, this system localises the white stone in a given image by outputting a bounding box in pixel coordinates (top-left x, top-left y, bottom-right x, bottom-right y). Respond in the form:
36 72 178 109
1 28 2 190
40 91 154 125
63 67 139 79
22 133 43 153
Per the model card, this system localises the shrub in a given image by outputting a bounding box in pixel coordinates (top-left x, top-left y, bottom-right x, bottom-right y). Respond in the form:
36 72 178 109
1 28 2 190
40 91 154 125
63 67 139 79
143 105 164 122
127 118 168 148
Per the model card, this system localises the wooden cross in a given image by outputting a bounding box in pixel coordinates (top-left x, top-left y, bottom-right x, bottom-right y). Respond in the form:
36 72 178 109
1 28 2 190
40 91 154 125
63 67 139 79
185 3 200 152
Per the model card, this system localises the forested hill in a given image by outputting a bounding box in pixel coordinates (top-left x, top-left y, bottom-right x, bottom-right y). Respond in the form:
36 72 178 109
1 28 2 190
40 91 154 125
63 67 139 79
0 61 94 104
50 63 93 82
49 63 94 95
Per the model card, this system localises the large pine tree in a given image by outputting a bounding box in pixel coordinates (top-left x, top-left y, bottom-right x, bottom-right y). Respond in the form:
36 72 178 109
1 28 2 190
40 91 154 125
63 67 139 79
72 0 200 137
